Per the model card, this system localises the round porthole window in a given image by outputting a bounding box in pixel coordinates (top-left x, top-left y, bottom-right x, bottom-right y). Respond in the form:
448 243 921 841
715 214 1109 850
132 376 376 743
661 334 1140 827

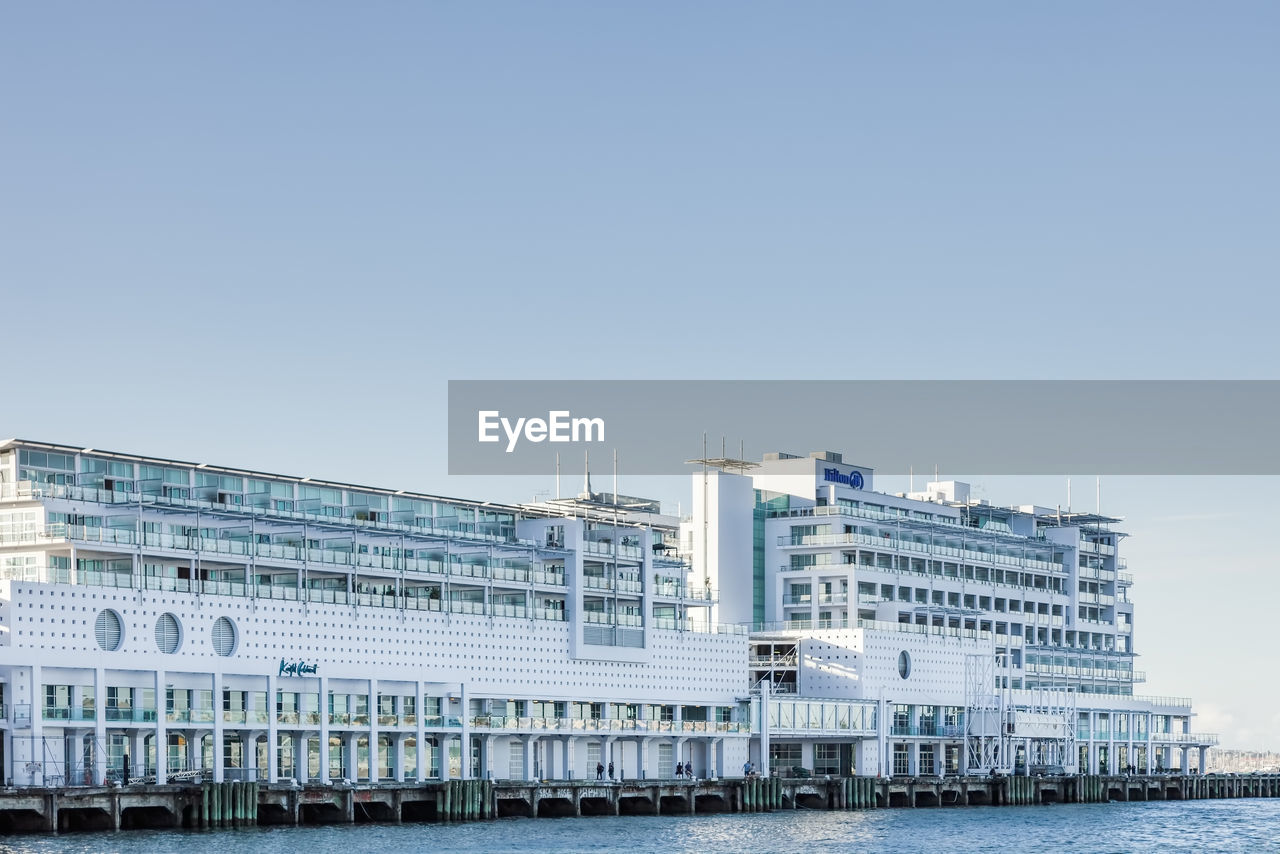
95 609 123 651
897 650 911 679
155 613 182 654
211 616 238 657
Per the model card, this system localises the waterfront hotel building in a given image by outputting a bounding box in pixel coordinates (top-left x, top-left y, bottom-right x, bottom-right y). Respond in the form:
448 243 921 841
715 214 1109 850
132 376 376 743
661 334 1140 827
685 451 1217 779
0 439 1215 787
0 439 746 787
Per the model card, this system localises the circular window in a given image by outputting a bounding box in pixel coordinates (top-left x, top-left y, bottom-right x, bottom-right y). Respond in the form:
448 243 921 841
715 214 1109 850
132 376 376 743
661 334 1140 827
211 617 238 657
155 613 182 654
897 650 912 679
95 609 123 651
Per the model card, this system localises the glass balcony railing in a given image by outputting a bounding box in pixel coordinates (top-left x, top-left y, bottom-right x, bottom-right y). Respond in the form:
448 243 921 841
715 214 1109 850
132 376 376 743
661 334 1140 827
43 706 97 722
104 707 159 723
775 529 1061 574
467 715 748 734
3 564 737 637
0 481 539 549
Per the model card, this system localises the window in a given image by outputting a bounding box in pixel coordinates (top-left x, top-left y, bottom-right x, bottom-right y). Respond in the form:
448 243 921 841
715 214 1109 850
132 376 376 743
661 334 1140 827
897 650 911 679
211 617 237 656
769 743 802 769
814 744 841 776
155 613 182 654
95 609 123 651
893 744 910 776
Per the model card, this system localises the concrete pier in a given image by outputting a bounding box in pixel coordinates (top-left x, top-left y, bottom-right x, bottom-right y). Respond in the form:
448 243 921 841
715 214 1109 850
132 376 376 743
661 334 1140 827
0 773 1276 834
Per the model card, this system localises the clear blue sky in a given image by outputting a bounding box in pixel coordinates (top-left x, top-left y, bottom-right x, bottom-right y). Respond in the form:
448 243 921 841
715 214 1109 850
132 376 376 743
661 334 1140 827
2 3 1278 749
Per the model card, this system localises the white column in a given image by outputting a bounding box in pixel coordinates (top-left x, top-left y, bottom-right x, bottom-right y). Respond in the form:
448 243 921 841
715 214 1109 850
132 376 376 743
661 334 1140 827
318 675 330 781
368 678 379 782
133 728 147 782
483 735 497 780
212 672 224 783
154 669 167 784
345 731 358 781
415 681 427 781
760 682 772 777
637 737 650 780
523 735 538 781
561 737 573 780
459 682 471 780
394 733 406 783
92 667 107 785
266 672 278 783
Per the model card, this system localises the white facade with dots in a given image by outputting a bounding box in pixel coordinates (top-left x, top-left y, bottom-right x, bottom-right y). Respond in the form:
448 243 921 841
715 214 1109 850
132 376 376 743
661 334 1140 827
0 439 749 788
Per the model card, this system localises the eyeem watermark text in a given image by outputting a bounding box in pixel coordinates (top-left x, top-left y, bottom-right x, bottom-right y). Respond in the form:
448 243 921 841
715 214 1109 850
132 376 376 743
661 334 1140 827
477 410 605 453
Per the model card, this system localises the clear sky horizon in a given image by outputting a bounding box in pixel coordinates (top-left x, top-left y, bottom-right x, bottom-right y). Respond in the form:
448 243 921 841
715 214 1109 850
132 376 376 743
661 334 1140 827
2 3 1278 749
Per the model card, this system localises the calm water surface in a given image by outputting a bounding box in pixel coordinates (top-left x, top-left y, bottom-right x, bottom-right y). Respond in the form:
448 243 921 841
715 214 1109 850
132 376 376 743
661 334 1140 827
3 800 1280 854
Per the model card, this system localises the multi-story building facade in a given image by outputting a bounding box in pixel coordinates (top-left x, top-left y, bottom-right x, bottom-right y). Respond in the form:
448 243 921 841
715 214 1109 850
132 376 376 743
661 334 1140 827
0 438 1219 789
685 450 1217 779
0 439 748 787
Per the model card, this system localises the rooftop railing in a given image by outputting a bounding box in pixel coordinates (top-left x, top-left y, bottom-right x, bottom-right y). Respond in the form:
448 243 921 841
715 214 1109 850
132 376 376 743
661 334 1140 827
1129 695 1193 709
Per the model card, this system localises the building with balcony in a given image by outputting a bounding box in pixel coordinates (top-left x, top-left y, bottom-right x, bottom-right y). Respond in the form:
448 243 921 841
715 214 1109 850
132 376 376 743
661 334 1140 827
685 450 1217 778
0 439 749 787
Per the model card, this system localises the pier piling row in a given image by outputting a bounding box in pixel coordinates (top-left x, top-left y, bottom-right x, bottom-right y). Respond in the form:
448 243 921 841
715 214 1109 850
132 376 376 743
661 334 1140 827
1 773 1277 833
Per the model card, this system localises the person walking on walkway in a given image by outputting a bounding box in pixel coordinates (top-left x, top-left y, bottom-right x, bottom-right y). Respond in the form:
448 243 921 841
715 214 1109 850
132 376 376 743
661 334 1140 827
596 762 604 781
608 761 615 781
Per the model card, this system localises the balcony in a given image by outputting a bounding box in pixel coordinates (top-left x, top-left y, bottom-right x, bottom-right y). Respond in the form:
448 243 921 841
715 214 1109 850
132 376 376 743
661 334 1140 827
0 482 543 549
104 707 159 723
583 575 644 595
43 706 97 722
775 530 1061 574
467 716 747 735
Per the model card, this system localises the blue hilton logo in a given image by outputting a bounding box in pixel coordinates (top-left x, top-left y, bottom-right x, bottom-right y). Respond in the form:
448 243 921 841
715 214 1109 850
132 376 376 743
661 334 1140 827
823 467 864 489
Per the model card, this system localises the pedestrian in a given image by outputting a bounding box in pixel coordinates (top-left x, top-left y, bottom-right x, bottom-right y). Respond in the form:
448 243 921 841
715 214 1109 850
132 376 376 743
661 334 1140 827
596 762 604 781
675 761 683 779
743 760 751 777
608 761 614 781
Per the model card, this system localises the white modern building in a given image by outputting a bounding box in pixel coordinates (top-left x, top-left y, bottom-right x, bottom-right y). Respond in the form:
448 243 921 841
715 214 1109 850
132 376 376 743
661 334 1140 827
684 450 1217 778
0 438 1219 790
0 439 749 788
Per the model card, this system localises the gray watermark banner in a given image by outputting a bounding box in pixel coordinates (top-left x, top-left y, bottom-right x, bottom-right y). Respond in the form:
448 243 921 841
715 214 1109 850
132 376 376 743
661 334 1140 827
448 380 1280 475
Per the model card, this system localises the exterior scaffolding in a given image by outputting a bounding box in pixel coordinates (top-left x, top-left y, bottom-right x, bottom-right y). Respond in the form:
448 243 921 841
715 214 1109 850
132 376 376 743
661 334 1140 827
1010 686 1078 774
964 651 1013 776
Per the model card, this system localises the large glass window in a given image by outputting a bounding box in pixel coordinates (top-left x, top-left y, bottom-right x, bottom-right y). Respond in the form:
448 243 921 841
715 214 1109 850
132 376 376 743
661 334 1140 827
893 744 910 776
814 744 840 775
769 742 801 770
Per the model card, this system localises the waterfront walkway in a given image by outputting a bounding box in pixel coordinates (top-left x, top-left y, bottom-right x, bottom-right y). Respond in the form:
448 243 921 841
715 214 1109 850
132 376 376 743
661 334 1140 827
1 773 1278 833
